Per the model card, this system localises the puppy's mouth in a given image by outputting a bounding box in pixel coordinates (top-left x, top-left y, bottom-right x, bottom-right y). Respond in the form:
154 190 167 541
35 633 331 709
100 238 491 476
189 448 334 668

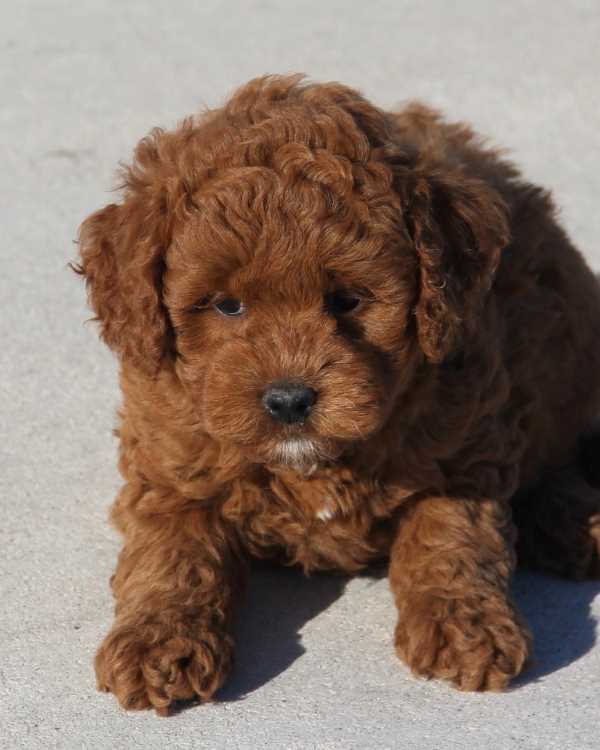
273 437 318 466
267 435 342 471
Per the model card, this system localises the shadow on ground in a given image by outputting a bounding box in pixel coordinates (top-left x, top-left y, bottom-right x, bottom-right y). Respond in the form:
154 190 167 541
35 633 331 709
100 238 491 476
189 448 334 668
218 562 599 700
219 562 353 701
512 570 600 686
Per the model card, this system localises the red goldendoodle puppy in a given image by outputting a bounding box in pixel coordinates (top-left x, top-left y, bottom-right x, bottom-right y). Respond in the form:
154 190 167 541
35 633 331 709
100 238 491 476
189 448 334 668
76 74 600 714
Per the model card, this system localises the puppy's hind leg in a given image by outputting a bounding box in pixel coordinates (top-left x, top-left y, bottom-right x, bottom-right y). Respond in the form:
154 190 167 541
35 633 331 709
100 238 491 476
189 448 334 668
512 464 600 580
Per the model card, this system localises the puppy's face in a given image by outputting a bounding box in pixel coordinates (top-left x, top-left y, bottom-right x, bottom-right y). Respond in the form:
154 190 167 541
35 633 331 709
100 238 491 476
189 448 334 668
165 168 418 467
78 76 508 469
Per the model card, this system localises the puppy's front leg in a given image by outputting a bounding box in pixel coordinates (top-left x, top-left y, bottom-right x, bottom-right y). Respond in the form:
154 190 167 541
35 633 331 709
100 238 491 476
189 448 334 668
389 495 531 690
95 498 244 714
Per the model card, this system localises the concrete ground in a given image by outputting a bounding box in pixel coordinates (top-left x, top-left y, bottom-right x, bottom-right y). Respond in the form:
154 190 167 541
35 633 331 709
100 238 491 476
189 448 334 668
2 1 600 748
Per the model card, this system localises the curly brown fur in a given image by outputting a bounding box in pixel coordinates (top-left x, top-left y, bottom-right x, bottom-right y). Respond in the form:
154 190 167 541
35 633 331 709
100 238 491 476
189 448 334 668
75 75 600 713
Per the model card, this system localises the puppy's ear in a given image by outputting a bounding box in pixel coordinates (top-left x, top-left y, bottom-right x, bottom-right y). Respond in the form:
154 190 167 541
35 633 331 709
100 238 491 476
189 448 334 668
405 168 509 362
76 132 175 374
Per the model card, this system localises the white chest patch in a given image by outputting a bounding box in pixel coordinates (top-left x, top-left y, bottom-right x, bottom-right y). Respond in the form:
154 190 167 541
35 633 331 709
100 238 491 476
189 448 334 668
316 504 336 522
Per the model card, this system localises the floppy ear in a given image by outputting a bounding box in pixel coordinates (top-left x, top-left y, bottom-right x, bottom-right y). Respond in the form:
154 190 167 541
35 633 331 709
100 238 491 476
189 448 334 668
405 168 510 362
76 131 176 374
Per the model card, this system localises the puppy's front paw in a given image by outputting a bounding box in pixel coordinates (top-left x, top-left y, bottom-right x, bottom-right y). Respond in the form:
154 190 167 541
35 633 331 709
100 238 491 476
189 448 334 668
95 615 233 714
395 592 532 691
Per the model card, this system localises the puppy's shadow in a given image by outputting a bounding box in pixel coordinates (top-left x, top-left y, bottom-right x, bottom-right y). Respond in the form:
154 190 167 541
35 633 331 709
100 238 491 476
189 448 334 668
216 562 599 701
219 562 381 701
512 569 600 685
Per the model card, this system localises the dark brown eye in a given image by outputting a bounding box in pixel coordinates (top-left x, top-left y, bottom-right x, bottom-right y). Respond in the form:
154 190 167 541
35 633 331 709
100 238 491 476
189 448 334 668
325 289 361 315
214 298 245 316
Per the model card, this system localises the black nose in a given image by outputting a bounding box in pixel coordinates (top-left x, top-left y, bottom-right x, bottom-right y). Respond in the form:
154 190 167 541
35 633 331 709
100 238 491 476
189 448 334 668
262 381 317 424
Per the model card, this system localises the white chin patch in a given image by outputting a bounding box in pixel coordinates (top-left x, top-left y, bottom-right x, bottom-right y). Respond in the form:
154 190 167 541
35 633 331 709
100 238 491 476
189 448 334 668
274 437 318 467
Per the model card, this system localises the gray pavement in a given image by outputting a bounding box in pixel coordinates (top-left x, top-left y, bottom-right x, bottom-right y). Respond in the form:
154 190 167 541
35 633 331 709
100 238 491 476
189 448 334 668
2 2 600 748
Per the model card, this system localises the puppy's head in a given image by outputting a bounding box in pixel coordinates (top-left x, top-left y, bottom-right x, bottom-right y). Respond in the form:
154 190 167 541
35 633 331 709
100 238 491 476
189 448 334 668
77 75 508 468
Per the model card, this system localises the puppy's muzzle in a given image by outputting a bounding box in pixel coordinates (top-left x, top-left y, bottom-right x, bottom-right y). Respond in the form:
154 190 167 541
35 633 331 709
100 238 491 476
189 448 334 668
262 381 317 425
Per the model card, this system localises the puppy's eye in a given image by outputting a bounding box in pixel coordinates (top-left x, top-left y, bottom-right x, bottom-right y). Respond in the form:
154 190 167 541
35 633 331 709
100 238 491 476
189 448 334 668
325 289 362 315
214 298 245 317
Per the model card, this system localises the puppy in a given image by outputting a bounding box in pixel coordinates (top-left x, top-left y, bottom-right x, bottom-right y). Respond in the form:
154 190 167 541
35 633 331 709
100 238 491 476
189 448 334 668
76 75 600 713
